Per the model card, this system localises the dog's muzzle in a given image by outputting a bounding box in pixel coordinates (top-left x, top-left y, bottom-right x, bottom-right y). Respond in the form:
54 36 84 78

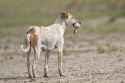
72 22 81 34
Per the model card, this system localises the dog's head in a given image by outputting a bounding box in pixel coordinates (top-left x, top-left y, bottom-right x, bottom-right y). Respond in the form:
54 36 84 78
60 11 81 34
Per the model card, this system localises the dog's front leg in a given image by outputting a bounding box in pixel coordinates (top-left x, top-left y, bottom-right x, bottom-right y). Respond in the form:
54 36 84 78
58 47 65 77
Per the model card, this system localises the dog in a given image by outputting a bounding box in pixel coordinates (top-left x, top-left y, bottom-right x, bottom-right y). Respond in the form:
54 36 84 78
21 11 81 78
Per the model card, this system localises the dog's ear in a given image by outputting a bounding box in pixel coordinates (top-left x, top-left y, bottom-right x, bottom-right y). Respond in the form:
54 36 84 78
60 12 68 19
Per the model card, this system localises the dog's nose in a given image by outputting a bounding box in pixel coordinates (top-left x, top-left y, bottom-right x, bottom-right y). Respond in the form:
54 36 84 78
73 22 80 28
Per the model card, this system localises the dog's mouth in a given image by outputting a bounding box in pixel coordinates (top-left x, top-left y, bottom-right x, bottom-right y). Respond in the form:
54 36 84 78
73 28 78 34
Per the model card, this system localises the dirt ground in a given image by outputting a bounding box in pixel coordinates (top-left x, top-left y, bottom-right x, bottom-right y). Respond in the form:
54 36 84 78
0 32 125 83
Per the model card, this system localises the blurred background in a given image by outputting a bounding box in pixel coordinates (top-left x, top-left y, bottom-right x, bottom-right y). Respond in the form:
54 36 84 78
0 0 125 37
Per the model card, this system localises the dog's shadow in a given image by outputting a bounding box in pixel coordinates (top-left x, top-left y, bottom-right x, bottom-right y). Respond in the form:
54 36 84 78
0 75 68 83
0 76 29 81
0 76 38 83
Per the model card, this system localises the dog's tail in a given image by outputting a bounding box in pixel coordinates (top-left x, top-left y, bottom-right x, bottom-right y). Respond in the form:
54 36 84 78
20 27 35 53
20 44 30 53
20 34 31 53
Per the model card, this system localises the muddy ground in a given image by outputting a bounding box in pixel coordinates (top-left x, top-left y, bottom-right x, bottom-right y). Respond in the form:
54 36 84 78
0 32 125 83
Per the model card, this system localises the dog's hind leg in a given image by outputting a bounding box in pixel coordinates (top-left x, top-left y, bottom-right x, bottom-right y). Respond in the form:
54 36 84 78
32 47 37 78
26 47 32 78
32 46 41 78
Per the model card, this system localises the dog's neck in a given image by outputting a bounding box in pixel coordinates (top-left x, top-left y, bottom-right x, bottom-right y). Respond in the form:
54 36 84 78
55 17 67 28
53 17 68 35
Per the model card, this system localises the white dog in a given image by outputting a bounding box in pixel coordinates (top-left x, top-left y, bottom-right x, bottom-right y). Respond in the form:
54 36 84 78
21 11 81 78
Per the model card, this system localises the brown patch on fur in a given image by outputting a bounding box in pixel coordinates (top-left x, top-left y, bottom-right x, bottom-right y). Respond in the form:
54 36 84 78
27 28 38 48
30 32 38 48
